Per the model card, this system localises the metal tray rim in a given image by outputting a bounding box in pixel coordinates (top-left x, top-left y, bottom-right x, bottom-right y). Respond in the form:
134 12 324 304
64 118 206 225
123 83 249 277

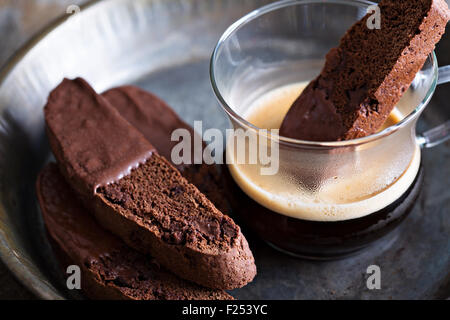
0 0 104 300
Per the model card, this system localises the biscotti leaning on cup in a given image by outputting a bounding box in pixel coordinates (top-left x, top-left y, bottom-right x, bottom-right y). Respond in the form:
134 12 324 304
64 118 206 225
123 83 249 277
280 0 450 141
44 78 256 290
37 163 233 300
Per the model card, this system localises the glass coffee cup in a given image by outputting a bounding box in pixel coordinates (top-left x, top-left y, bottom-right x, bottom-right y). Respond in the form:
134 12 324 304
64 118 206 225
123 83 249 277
210 0 450 259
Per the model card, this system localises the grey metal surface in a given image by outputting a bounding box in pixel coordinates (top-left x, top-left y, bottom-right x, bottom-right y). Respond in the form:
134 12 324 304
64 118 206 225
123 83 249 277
0 0 87 300
0 0 448 300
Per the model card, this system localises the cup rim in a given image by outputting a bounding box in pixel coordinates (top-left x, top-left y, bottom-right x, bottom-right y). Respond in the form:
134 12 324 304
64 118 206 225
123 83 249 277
210 0 439 148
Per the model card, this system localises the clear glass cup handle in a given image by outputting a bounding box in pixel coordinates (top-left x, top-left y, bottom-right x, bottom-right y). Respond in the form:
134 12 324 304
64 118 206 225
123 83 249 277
416 65 450 148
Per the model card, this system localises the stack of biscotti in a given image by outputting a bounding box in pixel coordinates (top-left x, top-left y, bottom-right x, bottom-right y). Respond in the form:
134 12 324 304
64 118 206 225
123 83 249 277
42 78 256 297
280 0 450 141
37 164 233 300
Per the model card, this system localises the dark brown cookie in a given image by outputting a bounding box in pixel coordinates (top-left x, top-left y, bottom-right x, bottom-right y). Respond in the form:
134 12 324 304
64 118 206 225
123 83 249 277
281 0 450 141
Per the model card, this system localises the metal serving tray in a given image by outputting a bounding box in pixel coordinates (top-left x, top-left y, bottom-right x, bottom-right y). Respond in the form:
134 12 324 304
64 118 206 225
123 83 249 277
0 0 448 299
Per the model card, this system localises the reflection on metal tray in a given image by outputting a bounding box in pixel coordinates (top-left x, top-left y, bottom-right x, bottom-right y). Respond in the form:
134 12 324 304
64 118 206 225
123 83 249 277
0 0 448 299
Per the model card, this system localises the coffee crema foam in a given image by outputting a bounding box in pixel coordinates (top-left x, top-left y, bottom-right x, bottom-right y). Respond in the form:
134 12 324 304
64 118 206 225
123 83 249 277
227 82 421 222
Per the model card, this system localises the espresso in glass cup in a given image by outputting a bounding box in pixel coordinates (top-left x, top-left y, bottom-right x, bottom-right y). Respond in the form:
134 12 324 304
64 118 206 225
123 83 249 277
210 0 450 259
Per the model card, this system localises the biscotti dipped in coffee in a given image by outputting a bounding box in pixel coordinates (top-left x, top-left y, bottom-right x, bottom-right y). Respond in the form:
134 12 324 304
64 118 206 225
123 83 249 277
102 86 229 213
37 164 233 300
44 78 256 290
280 0 450 141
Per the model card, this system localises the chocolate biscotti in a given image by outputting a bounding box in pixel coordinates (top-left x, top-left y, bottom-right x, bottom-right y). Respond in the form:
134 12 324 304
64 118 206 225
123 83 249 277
45 78 256 290
37 163 233 300
280 0 450 141
102 86 229 213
